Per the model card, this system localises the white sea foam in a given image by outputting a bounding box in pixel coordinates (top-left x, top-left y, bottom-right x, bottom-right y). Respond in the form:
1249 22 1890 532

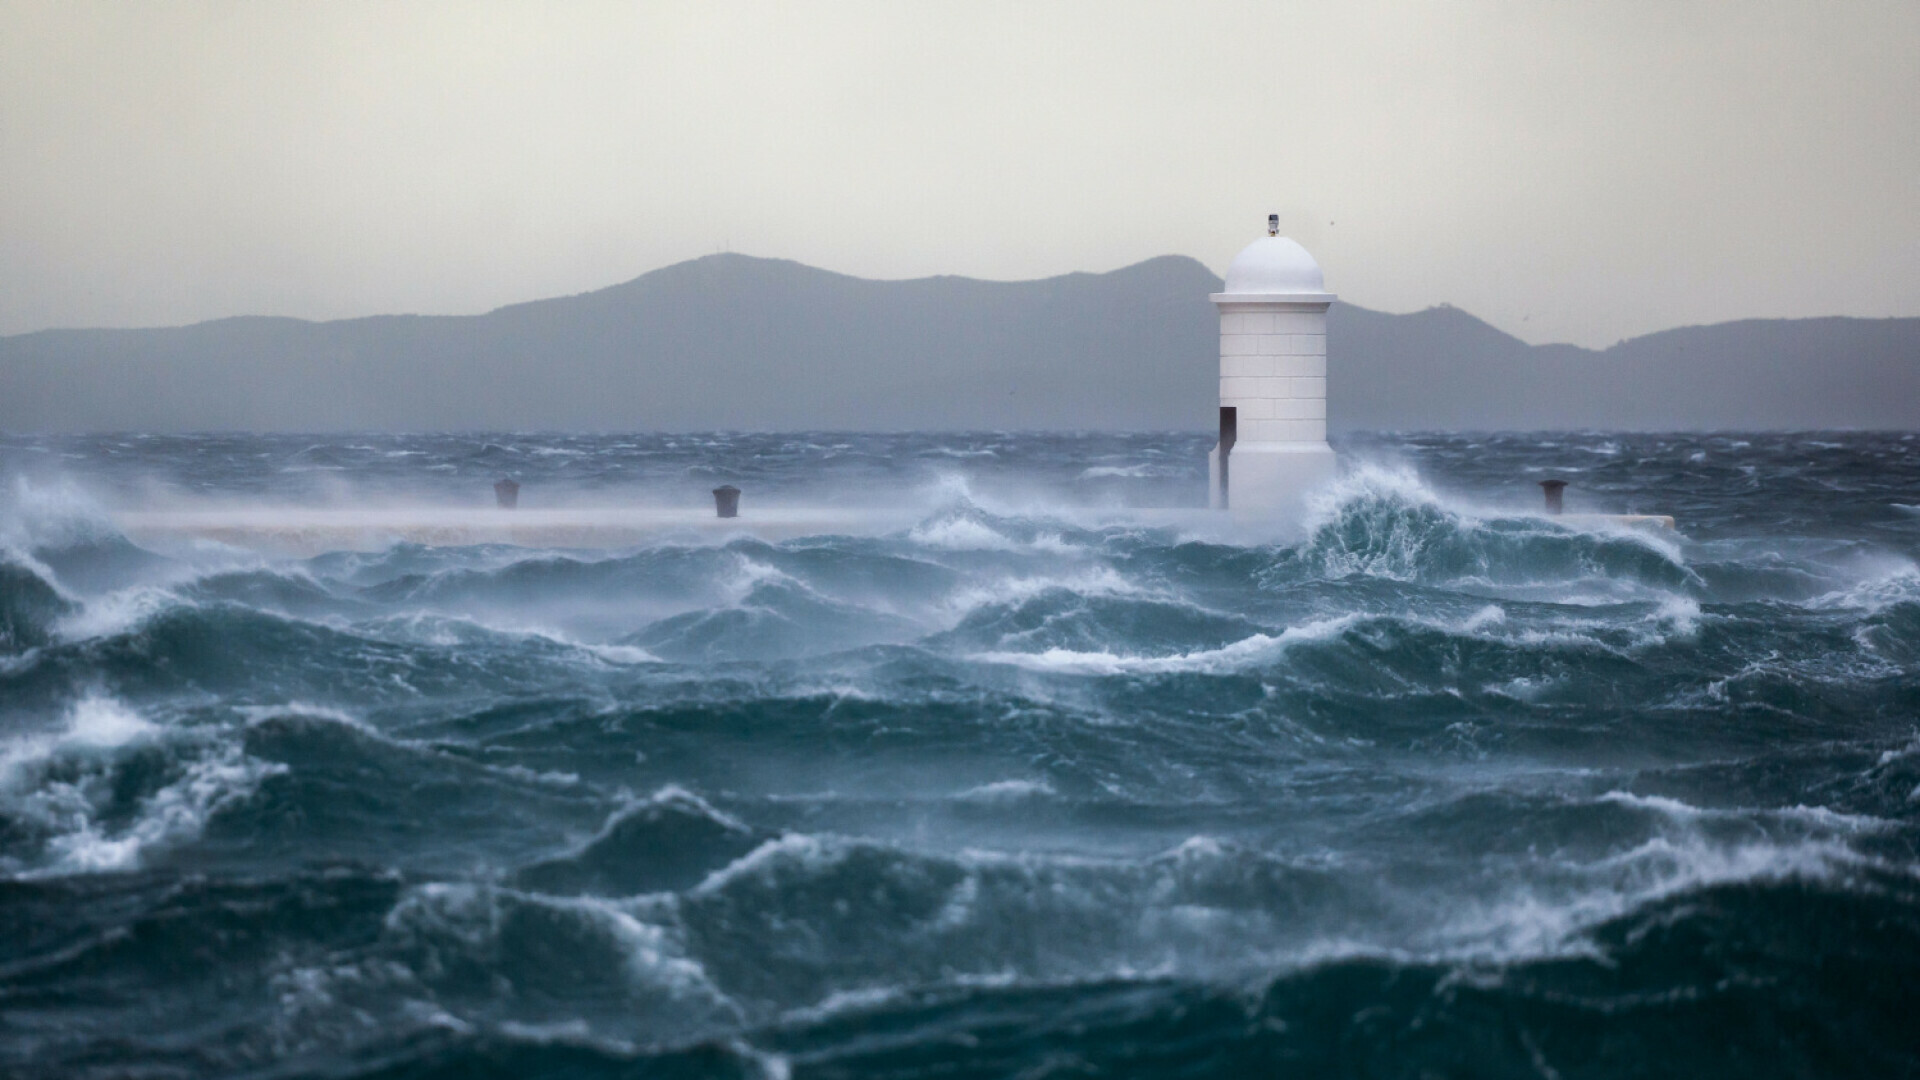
384 882 736 1012
624 784 750 833
4 695 283 876
968 624 1315 676
1876 733 1920 767
363 606 666 667
41 746 283 874
691 833 837 896
1597 789 1887 833
907 515 1029 551
1646 594 1702 637
1411 834 1877 965
581 643 663 665
936 565 1147 627
0 475 120 556
1078 464 1177 480
965 603 1566 675
1462 604 1507 631
52 585 181 641
778 986 908 1024
1407 785 1892 965
657 800 1894 994
1808 557 1920 613
1300 459 1693 592
954 778 1057 803
719 554 798 604
56 693 157 750
0 694 158 789
1299 461 1449 542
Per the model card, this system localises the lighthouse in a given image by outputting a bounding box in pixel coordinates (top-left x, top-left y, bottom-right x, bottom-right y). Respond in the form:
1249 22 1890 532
1208 215 1338 516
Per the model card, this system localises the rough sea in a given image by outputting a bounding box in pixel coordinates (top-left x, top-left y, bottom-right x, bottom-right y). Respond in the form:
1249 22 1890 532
2 430 1917 1079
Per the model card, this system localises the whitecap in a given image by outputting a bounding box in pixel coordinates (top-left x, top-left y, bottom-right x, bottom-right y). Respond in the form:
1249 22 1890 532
383 882 735 1011
954 778 1057 803
0 693 158 789
4 695 284 876
40 745 283 875
971 614 1358 676
908 516 1021 551
1077 464 1175 480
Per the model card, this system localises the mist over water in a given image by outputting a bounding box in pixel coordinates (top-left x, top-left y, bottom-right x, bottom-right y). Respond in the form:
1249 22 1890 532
2 430 1918 1078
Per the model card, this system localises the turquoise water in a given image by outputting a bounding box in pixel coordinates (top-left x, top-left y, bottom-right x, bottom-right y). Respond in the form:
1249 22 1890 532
2 431 1917 1078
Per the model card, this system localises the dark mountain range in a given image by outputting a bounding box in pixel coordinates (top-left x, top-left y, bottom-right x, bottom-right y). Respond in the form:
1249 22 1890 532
2 253 1914 432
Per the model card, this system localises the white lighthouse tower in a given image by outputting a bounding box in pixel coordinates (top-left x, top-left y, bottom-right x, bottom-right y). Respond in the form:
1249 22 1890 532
1208 215 1337 517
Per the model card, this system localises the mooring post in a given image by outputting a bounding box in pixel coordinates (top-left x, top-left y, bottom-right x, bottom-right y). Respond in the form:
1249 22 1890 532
494 478 520 509
1539 479 1567 515
712 485 741 519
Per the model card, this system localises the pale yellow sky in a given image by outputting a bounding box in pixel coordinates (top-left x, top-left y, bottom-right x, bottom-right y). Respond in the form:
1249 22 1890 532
3 1 1915 346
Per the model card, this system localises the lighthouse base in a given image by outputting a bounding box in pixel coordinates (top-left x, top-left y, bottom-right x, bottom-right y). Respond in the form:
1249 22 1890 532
1209 441 1338 520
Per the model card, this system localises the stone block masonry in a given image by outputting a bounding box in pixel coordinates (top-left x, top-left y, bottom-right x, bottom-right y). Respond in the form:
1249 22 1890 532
1206 225 1340 517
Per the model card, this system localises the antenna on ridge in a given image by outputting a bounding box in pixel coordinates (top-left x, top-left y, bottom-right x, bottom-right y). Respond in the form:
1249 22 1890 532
1267 213 1279 237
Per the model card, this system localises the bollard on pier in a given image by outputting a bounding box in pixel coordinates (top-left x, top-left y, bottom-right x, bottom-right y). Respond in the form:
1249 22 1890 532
1539 479 1567 515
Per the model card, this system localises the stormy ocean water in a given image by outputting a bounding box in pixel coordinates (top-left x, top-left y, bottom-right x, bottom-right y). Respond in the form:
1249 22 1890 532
1 430 1917 1078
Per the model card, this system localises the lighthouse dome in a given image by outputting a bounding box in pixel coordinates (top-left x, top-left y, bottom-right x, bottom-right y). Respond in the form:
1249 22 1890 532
1221 236 1326 296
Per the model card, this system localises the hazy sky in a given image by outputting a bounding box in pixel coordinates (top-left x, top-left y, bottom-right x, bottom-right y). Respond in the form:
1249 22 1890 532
3 1 1915 347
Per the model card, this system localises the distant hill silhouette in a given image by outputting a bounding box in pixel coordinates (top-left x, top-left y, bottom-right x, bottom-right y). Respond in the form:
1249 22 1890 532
2 253 1915 432
1333 303 1920 430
